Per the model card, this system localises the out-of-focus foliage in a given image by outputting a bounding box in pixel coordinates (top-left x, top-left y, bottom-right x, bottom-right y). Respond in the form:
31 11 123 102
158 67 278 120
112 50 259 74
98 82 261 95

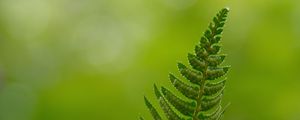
0 0 300 120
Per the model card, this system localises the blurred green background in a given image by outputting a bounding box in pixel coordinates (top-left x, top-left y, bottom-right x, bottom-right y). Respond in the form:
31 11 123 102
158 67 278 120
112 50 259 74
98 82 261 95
0 0 300 120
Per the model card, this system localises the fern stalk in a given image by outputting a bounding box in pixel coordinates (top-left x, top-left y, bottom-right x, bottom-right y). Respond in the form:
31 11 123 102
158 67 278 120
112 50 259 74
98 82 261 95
142 8 230 120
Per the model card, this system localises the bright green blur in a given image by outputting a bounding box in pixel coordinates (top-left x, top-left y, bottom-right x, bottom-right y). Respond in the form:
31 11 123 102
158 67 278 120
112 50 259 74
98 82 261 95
0 0 300 120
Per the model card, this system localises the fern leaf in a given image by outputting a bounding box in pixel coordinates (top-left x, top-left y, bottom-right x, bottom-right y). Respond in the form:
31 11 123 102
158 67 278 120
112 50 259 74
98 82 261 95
188 53 206 72
144 96 162 120
201 93 223 111
198 105 222 120
206 67 230 80
178 63 203 85
207 45 221 55
169 73 199 99
161 86 196 116
142 7 230 120
207 55 226 66
195 45 208 59
204 79 226 96
154 85 183 120
139 116 145 120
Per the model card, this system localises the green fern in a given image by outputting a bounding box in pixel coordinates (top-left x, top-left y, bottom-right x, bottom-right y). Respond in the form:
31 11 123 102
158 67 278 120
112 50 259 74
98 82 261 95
142 8 230 120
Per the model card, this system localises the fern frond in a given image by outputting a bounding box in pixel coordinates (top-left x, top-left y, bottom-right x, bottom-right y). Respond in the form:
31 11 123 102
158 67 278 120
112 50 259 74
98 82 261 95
143 7 230 120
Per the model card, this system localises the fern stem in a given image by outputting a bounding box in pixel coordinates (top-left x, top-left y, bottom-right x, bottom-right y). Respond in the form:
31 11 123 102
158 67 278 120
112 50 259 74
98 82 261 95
192 66 207 120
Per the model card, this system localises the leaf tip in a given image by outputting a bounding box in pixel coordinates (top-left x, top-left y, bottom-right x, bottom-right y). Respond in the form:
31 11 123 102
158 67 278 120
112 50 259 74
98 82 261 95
154 84 161 98
224 7 230 11
177 62 186 70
